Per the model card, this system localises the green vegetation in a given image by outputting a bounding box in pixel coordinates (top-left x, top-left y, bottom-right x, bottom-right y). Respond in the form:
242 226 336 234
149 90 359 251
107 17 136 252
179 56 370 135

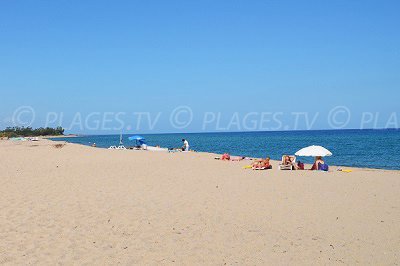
0 126 65 138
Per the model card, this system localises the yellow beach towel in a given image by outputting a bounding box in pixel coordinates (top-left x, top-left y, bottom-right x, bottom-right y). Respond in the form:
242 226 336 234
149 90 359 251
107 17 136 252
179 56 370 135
341 169 353 173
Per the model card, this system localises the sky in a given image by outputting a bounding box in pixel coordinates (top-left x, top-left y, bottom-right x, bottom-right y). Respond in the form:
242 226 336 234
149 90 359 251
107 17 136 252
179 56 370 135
0 0 399 133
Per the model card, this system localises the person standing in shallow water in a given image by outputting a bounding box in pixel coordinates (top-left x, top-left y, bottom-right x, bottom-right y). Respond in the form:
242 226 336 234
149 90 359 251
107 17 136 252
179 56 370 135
182 139 189 151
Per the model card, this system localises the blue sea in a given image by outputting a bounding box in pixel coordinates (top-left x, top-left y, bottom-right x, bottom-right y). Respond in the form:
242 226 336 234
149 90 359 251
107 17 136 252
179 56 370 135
51 129 400 170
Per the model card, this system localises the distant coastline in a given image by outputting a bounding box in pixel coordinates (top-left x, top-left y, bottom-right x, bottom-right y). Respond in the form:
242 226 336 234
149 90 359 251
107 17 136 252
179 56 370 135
42 134 79 139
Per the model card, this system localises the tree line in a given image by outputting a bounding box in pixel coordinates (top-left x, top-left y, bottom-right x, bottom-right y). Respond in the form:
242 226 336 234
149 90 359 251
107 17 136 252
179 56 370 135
0 126 65 138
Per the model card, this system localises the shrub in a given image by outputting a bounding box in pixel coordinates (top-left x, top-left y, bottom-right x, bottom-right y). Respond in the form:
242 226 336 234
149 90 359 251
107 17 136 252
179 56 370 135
0 126 65 137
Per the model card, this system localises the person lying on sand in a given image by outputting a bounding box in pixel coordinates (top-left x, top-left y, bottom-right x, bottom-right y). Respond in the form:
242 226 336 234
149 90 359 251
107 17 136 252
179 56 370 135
231 156 245 161
252 157 272 170
221 153 231 161
311 156 325 170
221 153 245 161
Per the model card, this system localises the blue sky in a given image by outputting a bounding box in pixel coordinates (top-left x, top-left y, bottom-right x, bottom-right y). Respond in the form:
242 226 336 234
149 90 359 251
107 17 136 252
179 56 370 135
1 0 399 133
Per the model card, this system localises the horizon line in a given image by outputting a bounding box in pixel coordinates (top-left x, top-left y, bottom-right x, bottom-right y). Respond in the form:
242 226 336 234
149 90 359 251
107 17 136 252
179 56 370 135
63 127 400 137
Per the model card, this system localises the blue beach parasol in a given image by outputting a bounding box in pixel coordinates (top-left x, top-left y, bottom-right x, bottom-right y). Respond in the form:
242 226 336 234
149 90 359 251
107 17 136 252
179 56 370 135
128 135 146 146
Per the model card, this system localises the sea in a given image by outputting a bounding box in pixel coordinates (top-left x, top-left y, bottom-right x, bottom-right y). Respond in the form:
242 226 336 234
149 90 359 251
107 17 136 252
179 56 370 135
51 129 400 170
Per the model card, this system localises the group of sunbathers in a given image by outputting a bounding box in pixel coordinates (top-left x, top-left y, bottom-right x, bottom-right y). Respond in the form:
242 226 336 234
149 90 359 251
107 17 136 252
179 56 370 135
278 155 327 170
218 153 328 171
218 153 272 170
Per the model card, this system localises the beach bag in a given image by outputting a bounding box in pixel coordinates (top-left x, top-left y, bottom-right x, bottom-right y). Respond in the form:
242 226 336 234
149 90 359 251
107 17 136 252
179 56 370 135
318 163 329 171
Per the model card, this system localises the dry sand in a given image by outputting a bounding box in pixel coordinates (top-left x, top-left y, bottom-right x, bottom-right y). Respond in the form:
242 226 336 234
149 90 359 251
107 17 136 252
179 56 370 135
0 139 399 265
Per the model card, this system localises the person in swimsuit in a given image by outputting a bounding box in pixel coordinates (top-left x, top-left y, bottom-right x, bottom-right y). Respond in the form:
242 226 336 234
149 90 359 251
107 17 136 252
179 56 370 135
252 157 271 169
311 156 324 170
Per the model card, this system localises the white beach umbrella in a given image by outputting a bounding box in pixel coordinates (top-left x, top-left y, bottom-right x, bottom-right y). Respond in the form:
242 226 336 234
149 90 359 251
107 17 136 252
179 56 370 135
295 145 332 157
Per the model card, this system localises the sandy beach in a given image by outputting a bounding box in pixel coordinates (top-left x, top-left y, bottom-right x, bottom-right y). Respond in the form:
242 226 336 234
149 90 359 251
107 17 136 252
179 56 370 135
1 139 399 265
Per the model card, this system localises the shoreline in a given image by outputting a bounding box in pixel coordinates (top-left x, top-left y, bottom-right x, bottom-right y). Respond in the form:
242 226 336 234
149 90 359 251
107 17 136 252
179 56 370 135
48 138 400 173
